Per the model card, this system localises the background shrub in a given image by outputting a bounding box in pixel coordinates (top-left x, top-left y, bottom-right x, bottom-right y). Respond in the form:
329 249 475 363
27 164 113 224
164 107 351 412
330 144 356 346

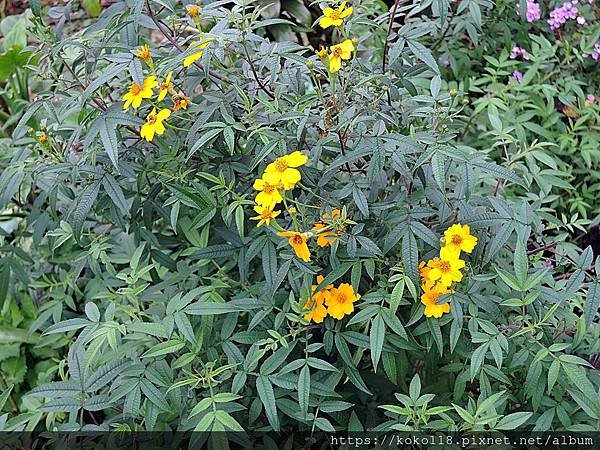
0 0 599 443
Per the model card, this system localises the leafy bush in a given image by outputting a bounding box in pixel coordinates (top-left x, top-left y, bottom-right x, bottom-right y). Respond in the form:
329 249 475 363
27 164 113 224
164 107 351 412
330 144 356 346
0 0 599 442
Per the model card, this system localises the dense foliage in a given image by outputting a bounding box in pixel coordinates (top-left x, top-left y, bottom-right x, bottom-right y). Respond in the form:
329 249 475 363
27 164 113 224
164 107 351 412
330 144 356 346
0 0 599 443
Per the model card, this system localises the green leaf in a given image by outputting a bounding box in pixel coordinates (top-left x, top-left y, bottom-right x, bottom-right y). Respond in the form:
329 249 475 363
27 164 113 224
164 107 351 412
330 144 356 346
141 339 186 358
256 375 280 431
495 412 532 430
584 282 600 328
470 343 489 380
67 180 101 241
298 365 310 418
102 174 128 215
369 315 385 372
472 161 526 188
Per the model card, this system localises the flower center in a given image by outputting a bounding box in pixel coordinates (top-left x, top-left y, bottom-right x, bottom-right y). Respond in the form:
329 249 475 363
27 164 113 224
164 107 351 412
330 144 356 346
130 84 142 95
292 235 304 245
329 11 341 20
275 159 288 172
332 47 342 57
160 82 169 90
451 235 463 245
261 210 272 219
439 261 451 272
337 293 346 303
148 114 157 124
263 184 275 193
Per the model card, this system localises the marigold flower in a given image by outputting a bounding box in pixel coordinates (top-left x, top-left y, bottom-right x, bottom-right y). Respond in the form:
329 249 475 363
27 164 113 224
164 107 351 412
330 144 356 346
428 247 465 287
278 231 311 262
442 224 478 259
172 93 190 111
313 209 342 247
263 151 308 189
140 108 170 142
326 283 360 319
304 275 332 323
158 71 174 101
122 76 158 110
421 284 451 318
328 39 355 73
186 4 200 17
135 44 151 62
253 178 283 208
419 260 437 291
250 204 280 227
316 46 328 59
319 1 353 29
184 41 210 68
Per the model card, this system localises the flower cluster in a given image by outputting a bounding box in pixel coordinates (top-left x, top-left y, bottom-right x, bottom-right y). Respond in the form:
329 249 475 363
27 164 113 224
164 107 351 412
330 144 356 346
316 2 356 73
510 46 529 60
547 1 582 29
122 45 192 141
304 276 360 323
526 0 541 22
419 224 477 318
252 150 307 225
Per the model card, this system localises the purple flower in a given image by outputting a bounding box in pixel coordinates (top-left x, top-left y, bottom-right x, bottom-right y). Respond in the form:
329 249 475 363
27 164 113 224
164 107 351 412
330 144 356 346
587 94 596 101
526 0 541 22
512 70 524 83
510 46 529 60
543 260 554 270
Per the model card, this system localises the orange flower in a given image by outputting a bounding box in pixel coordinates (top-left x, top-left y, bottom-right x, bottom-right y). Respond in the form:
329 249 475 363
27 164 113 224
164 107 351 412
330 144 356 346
313 209 342 247
278 231 311 262
172 93 190 111
304 275 332 323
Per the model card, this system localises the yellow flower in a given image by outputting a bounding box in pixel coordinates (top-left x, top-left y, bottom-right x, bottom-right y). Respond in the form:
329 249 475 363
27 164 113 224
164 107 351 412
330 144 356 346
172 93 190 111
122 76 158 110
316 46 328 59
278 231 311 262
253 178 283 208
326 283 359 319
250 204 280 227
304 275 332 323
428 246 465 287
263 151 308 189
319 1 353 29
328 39 355 73
158 71 173 101
135 44 151 62
140 108 170 142
313 209 342 247
442 223 478 259
184 41 210 68
186 4 200 17
421 283 451 318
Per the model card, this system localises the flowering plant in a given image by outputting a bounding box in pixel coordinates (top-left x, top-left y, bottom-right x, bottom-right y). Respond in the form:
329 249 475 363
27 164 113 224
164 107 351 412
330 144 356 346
0 0 599 441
